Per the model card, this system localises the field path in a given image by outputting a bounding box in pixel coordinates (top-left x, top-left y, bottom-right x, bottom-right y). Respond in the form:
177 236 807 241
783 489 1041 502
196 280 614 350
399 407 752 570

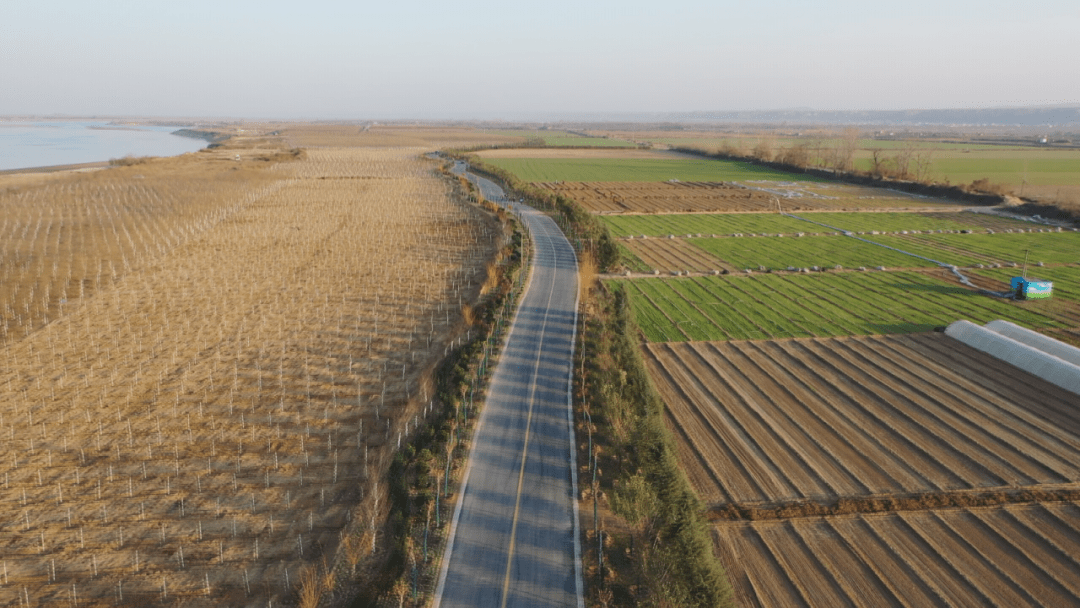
433 162 583 608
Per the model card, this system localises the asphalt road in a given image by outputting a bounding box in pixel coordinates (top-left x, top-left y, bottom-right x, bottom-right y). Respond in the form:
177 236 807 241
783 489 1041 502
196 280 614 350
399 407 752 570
434 163 583 608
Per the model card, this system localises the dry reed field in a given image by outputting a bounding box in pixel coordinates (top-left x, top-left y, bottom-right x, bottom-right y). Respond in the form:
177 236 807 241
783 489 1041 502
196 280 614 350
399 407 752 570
0 157 280 344
0 144 502 606
278 125 524 150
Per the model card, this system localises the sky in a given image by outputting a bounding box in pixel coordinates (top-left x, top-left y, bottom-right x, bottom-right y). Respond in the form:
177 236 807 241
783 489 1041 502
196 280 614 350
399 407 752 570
2 0 1078 120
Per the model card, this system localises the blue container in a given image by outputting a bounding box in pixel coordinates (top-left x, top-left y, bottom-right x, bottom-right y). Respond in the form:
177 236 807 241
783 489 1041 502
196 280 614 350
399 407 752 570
1011 276 1053 299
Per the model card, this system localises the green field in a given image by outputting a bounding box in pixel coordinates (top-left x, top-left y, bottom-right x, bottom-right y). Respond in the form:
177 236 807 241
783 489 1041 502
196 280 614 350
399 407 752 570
872 232 1080 267
612 272 1064 342
492 130 636 147
972 265 1080 303
789 212 1032 233
853 153 1080 187
631 131 1080 189
480 157 818 183
602 214 826 237
690 236 931 271
601 211 1031 238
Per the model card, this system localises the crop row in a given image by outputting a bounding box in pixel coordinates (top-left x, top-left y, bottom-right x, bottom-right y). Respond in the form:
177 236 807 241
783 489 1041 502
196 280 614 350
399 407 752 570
479 157 812 183
602 211 1037 239
690 235 929 271
891 232 1080 266
611 271 1063 342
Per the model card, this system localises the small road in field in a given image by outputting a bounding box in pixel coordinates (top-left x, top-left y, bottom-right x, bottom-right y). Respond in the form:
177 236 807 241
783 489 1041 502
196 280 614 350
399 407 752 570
434 161 583 608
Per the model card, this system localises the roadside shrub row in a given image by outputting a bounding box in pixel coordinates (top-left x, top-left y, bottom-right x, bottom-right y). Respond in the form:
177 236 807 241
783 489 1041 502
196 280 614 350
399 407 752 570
343 167 530 608
578 283 732 607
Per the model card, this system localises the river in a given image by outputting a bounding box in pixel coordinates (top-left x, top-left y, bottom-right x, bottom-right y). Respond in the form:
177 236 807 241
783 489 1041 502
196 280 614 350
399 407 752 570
0 120 210 171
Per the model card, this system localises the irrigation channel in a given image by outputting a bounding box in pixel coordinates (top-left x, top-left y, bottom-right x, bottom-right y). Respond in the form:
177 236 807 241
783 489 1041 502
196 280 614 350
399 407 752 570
784 212 1013 297
433 161 584 608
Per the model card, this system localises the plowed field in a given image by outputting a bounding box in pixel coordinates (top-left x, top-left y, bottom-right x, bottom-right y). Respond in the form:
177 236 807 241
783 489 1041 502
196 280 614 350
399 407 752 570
646 333 1080 607
646 334 1080 506
538 181 957 213
619 238 732 274
715 503 1080 608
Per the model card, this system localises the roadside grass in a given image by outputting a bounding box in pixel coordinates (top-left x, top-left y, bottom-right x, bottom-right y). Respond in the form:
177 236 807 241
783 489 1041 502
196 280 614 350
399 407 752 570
576 283 734 608
610 271 1065 342
480 157 820 183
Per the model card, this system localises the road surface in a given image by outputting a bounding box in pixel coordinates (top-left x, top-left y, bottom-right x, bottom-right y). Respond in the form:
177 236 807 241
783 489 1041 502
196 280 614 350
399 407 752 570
434 162 583 608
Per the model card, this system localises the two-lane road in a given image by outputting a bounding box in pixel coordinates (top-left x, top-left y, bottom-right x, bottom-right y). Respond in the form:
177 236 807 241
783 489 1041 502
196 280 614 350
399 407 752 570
435 164 583 608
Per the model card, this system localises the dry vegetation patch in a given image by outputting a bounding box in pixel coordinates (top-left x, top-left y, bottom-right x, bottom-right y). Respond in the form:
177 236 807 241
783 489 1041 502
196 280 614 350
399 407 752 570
279 125 524 149
0 147 502 607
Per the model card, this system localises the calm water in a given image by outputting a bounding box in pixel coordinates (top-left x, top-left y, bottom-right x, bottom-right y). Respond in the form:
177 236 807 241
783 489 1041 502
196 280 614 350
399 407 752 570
0 121 208 171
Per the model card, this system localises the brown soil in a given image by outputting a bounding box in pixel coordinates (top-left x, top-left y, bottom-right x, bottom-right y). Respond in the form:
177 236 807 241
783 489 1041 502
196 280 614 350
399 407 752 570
645 333 1080 607
538 181 960 214
620 239 733 274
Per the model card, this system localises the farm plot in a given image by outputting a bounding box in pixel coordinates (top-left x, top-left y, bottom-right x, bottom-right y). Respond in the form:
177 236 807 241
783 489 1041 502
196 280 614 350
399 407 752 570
646 334 1080 505
602 213 828 237
786 211 1035 234
611 272 1063 342
689 235 931 271
0 148 502 607
619 238 732 274
602 211 1036 239
715 503 1080 608
884 231 1080 267
742 181 958 210
540 180 965 214
538 181 777 213
865 231 1080 269
482 157 808 184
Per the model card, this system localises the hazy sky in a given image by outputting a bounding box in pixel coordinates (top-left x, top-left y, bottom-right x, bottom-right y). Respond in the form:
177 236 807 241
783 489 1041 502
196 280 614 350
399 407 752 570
2 0 1077 119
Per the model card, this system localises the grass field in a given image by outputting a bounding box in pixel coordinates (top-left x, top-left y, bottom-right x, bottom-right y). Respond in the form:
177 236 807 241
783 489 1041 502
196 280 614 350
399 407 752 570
690 235 932 271
481 157 816 183
874 231 1080 266
611 272 1063 342
600 211 1035 238
855 151 1080 187
491 129 636 147
602 214 826 237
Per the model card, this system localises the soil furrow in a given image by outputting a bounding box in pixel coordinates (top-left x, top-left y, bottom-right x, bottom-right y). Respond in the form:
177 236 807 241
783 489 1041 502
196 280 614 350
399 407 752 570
708 341 866 497
800 339 1011 488
835 337 1064 484
738 340 906 495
